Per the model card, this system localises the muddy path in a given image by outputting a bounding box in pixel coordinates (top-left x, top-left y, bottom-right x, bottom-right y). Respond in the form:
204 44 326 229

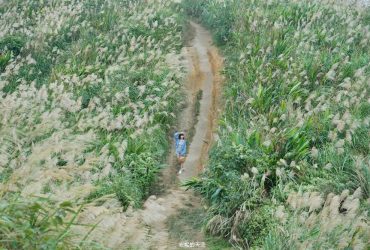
76 22 223 250
178 21 222 183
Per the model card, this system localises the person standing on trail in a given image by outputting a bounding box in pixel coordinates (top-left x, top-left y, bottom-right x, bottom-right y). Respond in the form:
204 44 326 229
174 131 187 174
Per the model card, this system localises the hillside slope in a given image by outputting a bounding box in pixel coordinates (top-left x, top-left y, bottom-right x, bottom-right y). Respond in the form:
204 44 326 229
0 0 185 248
183 0 370 248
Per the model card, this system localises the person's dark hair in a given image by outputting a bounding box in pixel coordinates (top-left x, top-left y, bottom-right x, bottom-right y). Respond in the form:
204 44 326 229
178 133 184 139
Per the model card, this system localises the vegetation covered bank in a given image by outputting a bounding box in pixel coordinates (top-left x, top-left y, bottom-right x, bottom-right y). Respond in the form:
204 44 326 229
0 0 184 248
183 0 370 248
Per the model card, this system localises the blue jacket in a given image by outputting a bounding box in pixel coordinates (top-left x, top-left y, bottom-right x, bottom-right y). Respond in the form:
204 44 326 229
174 132 187 156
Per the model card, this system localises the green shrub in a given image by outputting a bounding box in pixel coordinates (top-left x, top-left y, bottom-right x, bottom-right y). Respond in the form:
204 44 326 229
0 51 11 72
0 35 26 56
0 35 26 73
0 197 97 249
239 206 277 247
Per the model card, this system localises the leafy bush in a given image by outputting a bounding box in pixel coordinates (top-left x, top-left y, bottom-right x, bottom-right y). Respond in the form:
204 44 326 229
0 51 11 72
238 206 276 247
0 196 97 249
0 35 26 56
0 35 26 73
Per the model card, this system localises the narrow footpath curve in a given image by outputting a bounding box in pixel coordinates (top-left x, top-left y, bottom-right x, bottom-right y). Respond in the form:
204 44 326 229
75 22 223 250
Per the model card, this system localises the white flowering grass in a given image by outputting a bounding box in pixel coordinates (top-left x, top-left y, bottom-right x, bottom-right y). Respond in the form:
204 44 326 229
183 0 370 248
268 188 369 249
0 0 185 247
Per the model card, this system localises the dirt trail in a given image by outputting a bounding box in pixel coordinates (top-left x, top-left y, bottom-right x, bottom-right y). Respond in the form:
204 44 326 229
178 21 222 183
76 22 223 250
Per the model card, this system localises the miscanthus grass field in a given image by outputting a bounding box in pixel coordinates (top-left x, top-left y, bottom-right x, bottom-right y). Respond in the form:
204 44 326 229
183 0 369 249
0 0 185 248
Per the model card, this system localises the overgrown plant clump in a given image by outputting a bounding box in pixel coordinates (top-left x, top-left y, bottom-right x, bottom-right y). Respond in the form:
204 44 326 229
183 0 370 248
0 197 101 249
0 0 185 247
